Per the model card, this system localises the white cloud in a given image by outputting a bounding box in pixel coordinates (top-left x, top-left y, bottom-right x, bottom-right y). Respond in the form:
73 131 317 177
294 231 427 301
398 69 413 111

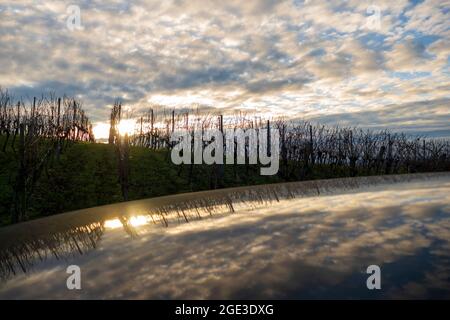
0 0 448 136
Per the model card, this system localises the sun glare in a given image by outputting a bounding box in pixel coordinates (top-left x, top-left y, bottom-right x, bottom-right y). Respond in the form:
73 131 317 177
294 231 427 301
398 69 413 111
117 119 137 136
92 122 110 140
93 119 137 141
104 219 123 229
104 215 151 229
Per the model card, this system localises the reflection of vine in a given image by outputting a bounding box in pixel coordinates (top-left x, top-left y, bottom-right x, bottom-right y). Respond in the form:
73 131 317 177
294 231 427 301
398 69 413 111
0 172 448 282
119 216 138 238
0 222 104 281
146 172 450 227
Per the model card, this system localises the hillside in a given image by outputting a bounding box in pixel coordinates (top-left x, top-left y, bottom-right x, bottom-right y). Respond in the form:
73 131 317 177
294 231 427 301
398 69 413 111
0 139 283 226
1 132 449 226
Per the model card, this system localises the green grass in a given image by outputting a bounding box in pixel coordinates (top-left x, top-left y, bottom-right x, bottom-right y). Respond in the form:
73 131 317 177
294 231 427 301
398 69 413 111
0 139 282 226
1 135 443 226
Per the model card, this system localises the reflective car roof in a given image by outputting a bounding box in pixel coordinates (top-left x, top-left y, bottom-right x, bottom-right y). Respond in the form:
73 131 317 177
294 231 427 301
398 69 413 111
0 172 449 299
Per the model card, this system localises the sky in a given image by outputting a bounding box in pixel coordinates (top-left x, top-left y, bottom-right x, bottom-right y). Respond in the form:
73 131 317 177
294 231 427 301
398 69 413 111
0 0 449 138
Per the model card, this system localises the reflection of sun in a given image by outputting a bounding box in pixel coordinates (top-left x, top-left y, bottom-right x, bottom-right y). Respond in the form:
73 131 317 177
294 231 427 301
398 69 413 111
104 215 151 229
104 219 123 229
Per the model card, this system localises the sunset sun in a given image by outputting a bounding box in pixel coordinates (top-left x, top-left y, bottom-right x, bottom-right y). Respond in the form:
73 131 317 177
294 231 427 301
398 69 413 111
117 119 137 136
93 119 137 140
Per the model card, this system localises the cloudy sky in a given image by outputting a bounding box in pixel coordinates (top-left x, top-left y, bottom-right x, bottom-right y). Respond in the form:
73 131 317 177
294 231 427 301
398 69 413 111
1 0 449 138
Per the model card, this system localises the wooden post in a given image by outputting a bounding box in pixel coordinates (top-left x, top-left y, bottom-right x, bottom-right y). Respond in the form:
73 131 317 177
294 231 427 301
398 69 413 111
386 133 392 174
267 120 271 157
72 100 77 140
423 139 426 160
170 110 175 149
13 123 26 223
32 97 36 119
56 98 61 130
171 110 175 133
338 131 341 165
309 124 314 165
218 115 224 187
56 98 62 159
150 108 154 149
140 116 143 146
17 101 20 122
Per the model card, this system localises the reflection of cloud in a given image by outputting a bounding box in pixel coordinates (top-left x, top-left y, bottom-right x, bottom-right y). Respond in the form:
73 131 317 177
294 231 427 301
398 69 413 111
0 222 104 281
0 173 449 299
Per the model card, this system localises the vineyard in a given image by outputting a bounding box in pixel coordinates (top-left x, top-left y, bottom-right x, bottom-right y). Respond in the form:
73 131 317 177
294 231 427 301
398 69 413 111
1 87 449 225
0 88 94 223
109 100 450 196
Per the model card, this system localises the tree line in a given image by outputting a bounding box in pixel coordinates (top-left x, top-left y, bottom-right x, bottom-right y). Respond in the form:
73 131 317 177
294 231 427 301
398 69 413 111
110 104 450 189
1 87 448 224
0 88 94 222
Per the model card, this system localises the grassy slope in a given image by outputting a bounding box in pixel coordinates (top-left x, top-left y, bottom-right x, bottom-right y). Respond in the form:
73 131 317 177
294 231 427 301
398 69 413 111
0 139 283 225
3 135 434 226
